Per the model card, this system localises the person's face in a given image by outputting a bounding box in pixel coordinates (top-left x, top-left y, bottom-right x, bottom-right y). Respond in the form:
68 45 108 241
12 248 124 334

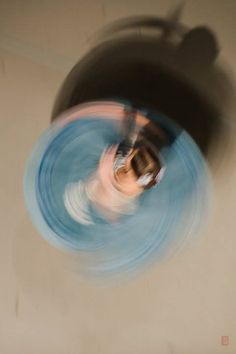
115 149 143 196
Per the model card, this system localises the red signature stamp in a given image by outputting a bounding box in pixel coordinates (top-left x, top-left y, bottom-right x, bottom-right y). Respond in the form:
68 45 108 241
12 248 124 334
221 336 229 346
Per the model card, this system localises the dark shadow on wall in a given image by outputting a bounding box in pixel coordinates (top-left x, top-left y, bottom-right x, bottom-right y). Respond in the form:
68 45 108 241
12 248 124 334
51 15 232 157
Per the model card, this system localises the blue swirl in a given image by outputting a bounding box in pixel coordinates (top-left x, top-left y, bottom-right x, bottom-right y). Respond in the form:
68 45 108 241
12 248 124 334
24 108 210 280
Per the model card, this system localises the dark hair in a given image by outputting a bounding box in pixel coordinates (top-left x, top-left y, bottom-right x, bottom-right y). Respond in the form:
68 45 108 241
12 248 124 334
115 119 167 189
132 144 160 173
131 138 162 189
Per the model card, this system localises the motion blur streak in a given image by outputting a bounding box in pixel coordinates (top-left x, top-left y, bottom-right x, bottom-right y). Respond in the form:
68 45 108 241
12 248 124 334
25 101 211 282
25 12 235 283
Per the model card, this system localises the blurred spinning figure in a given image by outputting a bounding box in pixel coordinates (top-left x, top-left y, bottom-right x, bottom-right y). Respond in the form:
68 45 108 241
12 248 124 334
64 108 169 223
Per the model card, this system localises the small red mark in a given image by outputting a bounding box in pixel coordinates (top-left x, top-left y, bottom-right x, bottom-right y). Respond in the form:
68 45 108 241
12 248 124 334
221 336 229 346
